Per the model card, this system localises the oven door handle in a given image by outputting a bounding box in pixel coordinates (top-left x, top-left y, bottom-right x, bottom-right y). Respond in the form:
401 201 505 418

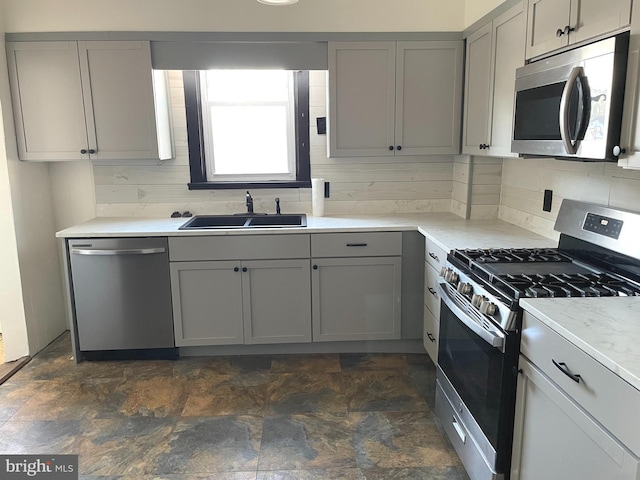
437 281 506 352
559 66 585 155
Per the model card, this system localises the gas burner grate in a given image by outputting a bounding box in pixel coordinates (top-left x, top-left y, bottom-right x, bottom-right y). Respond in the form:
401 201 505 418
494 272 640 299
452 248 574 265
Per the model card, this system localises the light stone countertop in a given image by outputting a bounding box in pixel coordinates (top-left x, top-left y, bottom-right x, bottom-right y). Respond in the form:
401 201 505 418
521 297 640 392
55 212 556 250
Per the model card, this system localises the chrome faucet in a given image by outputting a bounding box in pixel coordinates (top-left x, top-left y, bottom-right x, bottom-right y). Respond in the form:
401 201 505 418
245 191 254 214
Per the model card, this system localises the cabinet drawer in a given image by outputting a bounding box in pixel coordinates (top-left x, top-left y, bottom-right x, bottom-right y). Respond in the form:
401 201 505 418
424 262 441 317
311 232 402 258
423 306 438 364
521 312 640 456
169 234 310 261
424 234 447 272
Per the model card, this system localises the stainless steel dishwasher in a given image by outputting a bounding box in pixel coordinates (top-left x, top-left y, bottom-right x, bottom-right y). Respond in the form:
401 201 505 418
68 237 176 357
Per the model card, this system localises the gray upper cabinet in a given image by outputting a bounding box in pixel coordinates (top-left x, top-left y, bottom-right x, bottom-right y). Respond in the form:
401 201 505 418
6 40 172 162
462 24 493 156
462 3 526 157
525 0 632 60
328 41 463 157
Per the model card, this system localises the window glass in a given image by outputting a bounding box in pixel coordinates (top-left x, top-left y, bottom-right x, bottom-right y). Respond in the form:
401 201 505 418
200 70 296 182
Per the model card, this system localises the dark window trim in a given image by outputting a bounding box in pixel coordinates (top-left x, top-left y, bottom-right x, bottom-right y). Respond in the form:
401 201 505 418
184 70 311 190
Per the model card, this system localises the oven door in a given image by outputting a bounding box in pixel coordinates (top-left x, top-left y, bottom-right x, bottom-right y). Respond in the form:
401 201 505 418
437 281 518 473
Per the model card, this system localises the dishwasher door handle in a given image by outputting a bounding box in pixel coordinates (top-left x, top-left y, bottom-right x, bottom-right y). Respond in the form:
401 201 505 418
71 247 166 256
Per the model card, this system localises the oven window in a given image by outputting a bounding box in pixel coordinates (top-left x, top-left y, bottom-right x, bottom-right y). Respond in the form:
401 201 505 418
438 301 505 448
514 82 564 140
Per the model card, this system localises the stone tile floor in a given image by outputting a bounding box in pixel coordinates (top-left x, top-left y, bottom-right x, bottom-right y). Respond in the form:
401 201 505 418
0 333 469 480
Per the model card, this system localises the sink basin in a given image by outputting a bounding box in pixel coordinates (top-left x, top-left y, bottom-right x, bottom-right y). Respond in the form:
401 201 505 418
179 214 307 229
248 215 307 227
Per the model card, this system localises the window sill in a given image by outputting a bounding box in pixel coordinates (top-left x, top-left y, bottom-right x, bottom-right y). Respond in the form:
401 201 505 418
188 180 312 190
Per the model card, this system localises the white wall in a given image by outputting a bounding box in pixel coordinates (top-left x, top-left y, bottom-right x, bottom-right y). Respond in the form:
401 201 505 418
464 0 509 28
4 0 466 33
0 0 68 358
0 0 31 361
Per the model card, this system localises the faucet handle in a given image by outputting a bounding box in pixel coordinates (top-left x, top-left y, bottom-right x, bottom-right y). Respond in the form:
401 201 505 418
245 191 254 214
275 197 281 215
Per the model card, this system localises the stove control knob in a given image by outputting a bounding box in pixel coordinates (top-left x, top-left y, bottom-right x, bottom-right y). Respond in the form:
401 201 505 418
471 294 484 308
445 270 459 284
480 300 497 316
457 282 472 295
440 266 449 278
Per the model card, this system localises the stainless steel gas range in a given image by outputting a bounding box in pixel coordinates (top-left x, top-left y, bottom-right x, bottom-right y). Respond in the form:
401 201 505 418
434 200 640 480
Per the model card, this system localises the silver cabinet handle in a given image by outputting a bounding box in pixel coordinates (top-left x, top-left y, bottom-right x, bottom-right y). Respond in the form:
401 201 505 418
71 247 166 256
428 287 438 297
428 252 439 262
346 243 368 247
559 66 585 155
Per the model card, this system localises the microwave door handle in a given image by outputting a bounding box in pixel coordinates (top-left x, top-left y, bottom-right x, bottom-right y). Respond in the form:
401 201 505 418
559 66 585 155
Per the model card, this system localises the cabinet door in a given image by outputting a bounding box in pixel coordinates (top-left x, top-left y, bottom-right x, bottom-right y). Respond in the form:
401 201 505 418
395 41 463 155
170 261 244 346
488 3 526 158
619 35 640 169
328 42 396 157
511 356 640 480
242 259 312 345
570 0 632 46
6 42 88 161
462 23 493 155
79 41 160 160
526 0 571 60
312 256 401 342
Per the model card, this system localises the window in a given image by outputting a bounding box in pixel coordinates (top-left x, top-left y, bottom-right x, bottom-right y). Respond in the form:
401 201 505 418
184 70 310 189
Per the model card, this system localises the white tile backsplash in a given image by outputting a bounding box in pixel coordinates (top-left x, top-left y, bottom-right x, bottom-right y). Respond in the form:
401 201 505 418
499 156 640 239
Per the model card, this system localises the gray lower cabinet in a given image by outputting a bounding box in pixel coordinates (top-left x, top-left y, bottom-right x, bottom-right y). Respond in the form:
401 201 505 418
241 259 311 345
170 258 311 347
170 234 312 347
511 312 640 479
311 256 402 341
170 261 244 346
511 356 640 480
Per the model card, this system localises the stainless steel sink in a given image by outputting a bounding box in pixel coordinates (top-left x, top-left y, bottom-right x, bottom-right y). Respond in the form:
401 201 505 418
179 214 307 229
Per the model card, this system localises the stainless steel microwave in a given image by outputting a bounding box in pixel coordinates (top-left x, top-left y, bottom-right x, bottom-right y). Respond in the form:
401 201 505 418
511 32 629 161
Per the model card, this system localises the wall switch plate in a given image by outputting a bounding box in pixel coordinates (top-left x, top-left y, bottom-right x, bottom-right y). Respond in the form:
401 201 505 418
543 189 553 212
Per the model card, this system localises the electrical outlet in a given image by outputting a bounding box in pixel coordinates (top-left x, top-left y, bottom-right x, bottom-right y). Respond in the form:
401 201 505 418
543 189 553 212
